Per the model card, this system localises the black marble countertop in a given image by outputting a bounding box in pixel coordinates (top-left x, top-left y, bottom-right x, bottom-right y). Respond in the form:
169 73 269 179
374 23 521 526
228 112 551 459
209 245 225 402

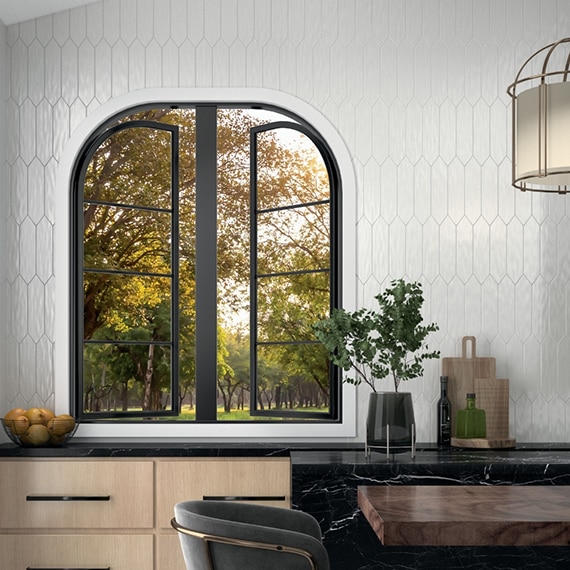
291 447 570 492
2 439 570 460
292 446 570 465
0 439 387 458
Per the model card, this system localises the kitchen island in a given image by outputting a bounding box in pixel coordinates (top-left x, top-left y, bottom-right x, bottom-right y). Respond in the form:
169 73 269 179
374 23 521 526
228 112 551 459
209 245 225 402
291 446 570 569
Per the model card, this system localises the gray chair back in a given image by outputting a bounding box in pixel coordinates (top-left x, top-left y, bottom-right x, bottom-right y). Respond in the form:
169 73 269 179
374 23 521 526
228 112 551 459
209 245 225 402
172 500 330 570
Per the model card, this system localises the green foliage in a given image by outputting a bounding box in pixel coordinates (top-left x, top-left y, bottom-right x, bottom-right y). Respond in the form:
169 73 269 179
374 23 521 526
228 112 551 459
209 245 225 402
313 279 440 392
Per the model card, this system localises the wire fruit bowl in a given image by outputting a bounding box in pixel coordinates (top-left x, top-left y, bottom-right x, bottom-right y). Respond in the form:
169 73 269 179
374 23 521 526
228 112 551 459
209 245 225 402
2 417 78 447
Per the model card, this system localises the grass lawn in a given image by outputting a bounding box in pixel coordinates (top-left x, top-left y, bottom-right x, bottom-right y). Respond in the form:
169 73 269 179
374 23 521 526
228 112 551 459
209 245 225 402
178 405 324 421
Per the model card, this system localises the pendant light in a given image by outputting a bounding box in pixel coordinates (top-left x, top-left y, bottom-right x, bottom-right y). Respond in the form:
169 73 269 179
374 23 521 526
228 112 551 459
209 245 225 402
507 38 570 193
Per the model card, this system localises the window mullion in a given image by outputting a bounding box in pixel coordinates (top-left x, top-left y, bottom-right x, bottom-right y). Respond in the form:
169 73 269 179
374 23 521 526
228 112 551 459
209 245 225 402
195 105 219 421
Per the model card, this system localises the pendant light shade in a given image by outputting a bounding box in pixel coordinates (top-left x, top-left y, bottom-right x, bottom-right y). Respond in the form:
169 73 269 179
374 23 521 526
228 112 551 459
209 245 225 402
507 39 570 193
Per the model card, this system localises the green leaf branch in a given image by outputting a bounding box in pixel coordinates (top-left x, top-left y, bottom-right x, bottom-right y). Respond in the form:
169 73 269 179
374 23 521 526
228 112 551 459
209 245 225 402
313 279 440 392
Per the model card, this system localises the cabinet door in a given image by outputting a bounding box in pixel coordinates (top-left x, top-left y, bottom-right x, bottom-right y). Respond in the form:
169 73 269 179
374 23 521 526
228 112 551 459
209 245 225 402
0 460 154 529
156 458 291 528
0 534 153 570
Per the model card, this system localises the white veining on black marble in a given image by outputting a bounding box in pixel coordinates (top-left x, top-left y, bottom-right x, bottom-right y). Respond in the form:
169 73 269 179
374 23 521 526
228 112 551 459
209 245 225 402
291 449 570 569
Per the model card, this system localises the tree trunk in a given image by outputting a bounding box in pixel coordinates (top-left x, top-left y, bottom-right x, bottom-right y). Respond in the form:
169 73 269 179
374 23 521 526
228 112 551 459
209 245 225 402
121 381 129 411
142 344 155 410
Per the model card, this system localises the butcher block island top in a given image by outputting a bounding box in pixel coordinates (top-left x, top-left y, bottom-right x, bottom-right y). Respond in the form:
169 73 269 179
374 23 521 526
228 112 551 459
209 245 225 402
358 485 570 547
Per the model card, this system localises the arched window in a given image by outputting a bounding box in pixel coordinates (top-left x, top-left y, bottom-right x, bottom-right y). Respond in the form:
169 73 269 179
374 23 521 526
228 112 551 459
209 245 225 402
70 103 341 424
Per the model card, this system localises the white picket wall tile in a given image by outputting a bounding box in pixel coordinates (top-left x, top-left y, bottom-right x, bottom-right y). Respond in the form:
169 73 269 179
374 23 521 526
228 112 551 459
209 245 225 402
1 0 570 442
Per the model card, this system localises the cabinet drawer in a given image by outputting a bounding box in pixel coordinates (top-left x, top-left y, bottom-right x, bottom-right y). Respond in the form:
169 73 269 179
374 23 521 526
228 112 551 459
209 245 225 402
157 458 291 528
0 460 153 529
157 533 187 570
0 534 153 570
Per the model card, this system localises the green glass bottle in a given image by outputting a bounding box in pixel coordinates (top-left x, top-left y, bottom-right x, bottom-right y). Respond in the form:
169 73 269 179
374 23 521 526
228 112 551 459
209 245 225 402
456 393 486 438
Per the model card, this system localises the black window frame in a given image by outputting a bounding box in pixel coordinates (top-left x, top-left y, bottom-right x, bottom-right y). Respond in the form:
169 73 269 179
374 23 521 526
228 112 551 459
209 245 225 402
70 102 342 423
250 121 341 420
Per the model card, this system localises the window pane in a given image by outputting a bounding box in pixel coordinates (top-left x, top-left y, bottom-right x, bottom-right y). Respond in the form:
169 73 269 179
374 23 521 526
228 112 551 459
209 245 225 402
217 109 253 334
83 272 172 342
257 272 330 343
83 205 172 273
83 126 174 209
257 203 330 275
255 343 330 414
216 110 255 420
255 129 330 211
81 120 179 418
251 121 335 420
83 343 173 414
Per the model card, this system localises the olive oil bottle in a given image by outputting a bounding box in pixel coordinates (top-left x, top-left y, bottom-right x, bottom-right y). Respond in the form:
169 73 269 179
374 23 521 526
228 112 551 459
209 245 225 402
456 393 486 439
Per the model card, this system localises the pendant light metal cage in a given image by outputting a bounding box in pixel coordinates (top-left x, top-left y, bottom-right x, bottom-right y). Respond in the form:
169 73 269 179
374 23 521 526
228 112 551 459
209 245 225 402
507 38 570 193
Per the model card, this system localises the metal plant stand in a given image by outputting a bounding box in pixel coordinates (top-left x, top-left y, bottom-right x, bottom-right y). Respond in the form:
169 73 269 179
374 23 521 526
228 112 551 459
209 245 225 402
365 423 416 459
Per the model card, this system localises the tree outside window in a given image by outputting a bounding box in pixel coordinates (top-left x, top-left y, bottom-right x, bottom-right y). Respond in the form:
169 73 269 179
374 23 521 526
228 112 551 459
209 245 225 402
72 105 340 422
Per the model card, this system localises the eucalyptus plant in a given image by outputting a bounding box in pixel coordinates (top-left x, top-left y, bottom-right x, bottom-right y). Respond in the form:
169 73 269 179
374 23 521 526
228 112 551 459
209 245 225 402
313 279 440 392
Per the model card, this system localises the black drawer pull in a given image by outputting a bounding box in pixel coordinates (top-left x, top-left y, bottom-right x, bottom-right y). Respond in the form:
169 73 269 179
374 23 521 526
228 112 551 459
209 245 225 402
26 495 111 502
203 495 286 501
27 567 111 570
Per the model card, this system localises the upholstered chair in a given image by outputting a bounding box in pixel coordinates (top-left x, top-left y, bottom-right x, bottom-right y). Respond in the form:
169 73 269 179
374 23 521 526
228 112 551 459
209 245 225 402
172 500 330 570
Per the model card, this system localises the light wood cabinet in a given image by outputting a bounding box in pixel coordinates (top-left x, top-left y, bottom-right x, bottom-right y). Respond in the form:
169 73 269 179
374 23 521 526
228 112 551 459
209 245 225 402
156 457 291 570
157 533 187 570
0 534 153 570
157 457 291 528
0 460 154 529
0 455 291 570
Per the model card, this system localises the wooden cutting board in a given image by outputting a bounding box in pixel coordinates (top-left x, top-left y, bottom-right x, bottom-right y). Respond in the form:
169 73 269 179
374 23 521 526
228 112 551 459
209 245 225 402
450 437 516 449
450 377 516 449
441 336 496 436
474 377 509 439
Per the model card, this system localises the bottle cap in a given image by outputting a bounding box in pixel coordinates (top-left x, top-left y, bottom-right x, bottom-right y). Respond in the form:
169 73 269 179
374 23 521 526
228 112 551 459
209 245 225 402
466 392 476 398
440 376 448 382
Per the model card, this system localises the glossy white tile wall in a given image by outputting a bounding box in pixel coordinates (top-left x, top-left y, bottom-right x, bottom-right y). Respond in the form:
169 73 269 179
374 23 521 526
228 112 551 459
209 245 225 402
0 19 7 431
2 0 570 442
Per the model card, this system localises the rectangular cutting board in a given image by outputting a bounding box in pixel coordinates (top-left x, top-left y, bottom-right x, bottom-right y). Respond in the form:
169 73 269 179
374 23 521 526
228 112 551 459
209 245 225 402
450 377 516 448
450 436 516 449
441 336 496 437
451 377 516 449
474 377 510 439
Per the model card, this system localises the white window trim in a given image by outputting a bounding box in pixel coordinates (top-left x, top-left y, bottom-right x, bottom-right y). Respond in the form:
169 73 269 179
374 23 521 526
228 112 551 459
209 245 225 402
55 87 357 440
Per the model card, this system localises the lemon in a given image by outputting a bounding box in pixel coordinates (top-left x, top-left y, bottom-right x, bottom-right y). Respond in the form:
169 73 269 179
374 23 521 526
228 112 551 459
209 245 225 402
49 433 68 445
24 407 47 425
5 415 30 436
4 408 26 421
20 424 50 446
47 415 76 436
40 408 56 424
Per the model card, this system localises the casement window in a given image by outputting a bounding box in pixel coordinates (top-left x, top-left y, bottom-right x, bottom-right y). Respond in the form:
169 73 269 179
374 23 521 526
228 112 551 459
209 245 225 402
71 103 341 423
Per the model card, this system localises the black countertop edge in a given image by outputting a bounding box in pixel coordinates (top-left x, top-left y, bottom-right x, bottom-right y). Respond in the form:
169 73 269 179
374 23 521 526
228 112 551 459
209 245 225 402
0 439 360 457
2 440 570 458
290 448 570 466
